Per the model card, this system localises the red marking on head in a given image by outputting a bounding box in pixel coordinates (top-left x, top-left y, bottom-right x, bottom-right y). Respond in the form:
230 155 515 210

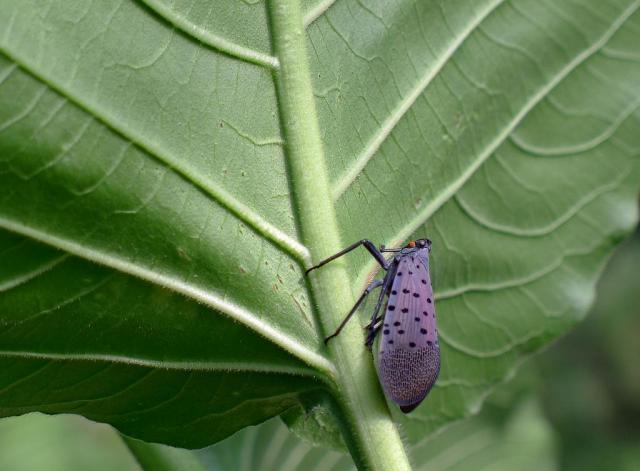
407 240 416 248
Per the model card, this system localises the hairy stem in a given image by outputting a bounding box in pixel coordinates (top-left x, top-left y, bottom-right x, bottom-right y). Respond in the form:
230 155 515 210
268 0 411 468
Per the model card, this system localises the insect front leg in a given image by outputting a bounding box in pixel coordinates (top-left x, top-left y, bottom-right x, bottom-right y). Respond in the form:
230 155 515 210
324 279 385 344
305 240 390 275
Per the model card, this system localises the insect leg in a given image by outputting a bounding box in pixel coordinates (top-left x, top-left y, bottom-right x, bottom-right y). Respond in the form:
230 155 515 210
306 240 389 275
324 279 384 344
363 265 397 348
365 316 384 348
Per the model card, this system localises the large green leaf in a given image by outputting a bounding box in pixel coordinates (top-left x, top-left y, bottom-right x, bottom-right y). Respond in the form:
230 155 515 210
0 0 638 466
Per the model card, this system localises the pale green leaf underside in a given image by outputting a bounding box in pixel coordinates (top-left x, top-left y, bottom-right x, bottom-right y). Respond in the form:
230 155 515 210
0 0 639 449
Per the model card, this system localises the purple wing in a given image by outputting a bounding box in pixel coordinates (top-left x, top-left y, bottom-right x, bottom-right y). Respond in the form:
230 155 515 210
377 249 439 412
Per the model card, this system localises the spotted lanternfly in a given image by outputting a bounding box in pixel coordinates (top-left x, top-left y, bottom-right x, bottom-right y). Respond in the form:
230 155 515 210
305 239 439 413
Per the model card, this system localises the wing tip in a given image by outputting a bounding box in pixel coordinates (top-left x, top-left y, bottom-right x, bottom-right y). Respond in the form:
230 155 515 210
399 402 421 413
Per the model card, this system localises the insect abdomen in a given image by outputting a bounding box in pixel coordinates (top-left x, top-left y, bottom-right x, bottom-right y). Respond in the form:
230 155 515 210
378 343 440 412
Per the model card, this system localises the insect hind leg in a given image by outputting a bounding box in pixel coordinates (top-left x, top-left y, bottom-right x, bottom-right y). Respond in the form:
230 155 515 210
324 279 384 344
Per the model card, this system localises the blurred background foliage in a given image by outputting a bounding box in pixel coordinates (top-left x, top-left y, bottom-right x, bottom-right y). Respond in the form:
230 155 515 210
535 223 640 470
1 222 638 470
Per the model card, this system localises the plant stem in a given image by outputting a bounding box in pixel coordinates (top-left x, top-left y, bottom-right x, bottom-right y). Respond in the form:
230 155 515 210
268 1 411 469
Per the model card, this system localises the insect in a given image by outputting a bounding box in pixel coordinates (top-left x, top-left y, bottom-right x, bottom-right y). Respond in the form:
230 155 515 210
306 239 439 413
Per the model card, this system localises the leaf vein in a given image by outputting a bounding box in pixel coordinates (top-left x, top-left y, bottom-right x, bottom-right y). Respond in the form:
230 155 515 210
0 350 318 377
377 0 640 251
0 218 335 378
332 0 505 200
454 164 632 237
138 0 279 69
0 254 69 292
0 51 310 263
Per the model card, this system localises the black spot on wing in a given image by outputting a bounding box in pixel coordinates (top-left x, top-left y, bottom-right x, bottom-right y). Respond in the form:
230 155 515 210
386 256 427 348
400 255 437 347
